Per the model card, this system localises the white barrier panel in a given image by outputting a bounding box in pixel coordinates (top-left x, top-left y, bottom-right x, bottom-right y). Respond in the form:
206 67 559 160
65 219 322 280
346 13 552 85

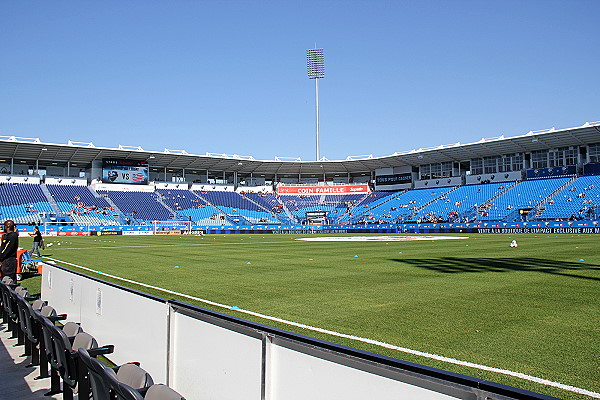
169 309 263 400
41 264 169 382
268 341 458 400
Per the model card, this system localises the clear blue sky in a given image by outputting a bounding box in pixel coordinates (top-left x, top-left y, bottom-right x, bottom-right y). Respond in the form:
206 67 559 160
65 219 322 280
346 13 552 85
1 1 599 161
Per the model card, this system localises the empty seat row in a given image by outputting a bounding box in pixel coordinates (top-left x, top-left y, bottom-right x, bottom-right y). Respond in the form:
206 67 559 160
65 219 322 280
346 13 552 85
0 276 185 400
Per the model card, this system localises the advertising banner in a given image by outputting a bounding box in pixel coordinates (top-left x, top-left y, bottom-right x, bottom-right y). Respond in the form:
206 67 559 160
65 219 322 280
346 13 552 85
375 174 412 186
96 231 123 236
57 231 91 236
277 184 369 195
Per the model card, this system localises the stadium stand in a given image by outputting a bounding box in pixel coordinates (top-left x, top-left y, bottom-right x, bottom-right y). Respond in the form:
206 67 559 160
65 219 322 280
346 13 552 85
412 183 509 223
0 183 54 225
534 175 600 220
476 177 572 221
1 177 599 227
157 188 233 225
46 184 122 225
196 190 280 224
97 190 173 222
350 187 455 223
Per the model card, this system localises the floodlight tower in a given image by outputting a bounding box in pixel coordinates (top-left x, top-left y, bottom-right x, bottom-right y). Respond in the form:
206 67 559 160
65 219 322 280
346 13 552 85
307 48 325 161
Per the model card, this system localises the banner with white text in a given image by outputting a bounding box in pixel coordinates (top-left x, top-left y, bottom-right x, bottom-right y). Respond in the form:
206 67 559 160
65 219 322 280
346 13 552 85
277 184 369 195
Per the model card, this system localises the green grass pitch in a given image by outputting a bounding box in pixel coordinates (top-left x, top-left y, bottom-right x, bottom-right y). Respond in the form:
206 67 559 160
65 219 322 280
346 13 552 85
20 233 599 400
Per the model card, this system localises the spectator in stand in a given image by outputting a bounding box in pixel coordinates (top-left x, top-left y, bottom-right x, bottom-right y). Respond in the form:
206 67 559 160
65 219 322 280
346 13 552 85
29 226 43 257
0 220 19 281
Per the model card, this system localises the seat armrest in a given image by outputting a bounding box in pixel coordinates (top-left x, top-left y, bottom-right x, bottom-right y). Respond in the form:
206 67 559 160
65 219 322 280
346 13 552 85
87 345 115 357
47 314 68 322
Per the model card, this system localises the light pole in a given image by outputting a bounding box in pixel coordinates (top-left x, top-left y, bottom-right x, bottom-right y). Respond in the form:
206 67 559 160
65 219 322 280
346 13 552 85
307 48 324 161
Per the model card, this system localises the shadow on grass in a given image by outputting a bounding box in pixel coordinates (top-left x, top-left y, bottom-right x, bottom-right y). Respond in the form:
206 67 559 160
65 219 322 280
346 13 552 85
390 257 600 281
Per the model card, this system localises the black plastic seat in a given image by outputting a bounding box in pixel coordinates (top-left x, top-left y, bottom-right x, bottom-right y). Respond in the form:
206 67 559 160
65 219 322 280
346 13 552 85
33 306 67 382
46 324 114 400
0 278 16 327
78 348 153 400
78 348 113 400
14 289 41 363
103 369 145 400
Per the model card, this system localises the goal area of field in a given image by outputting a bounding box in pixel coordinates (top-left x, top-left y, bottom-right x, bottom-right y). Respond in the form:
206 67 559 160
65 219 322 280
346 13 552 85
151 220 193 234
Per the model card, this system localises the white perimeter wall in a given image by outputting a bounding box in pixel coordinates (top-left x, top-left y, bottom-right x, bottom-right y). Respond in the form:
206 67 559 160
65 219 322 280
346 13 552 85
41 265 169 382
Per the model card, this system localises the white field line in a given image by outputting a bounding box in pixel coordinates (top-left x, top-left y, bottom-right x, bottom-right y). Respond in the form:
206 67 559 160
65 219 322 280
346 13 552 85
44 256 600 399
45 240 296 250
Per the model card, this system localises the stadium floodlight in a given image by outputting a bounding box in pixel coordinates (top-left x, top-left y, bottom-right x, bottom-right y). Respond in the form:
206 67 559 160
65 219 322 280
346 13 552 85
307 48 325 161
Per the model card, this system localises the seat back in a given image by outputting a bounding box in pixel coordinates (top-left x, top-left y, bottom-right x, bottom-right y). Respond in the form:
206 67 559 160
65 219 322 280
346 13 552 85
103 367 145 400
40 305 57 318
72 332 97 351
61 321 82 337
39 315 60 368
116 363 154 390
0 282 10 314
6 285 21 321
78 348 112 400
51 329 97 389
15 293 37 342
16 289 30 331
32 299 47 311
144 384 186 400
21 251 32 263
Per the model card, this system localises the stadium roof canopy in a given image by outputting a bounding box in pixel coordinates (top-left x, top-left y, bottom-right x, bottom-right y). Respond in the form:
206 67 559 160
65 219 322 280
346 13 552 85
0 121 598 176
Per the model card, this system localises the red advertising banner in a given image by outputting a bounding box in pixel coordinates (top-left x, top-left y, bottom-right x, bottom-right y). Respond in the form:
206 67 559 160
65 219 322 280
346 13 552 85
57 231 91 236
277 184 369 195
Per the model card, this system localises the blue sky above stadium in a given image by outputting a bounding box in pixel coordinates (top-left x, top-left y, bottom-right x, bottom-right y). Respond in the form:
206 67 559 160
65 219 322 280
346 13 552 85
1 1 599 161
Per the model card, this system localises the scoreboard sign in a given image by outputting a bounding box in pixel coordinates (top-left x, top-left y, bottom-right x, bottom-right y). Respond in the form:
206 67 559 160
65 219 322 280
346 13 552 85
102 159 149 184
277 184 369 195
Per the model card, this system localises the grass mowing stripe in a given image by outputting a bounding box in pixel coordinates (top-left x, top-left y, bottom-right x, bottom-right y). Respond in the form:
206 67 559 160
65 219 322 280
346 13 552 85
45 256 600 399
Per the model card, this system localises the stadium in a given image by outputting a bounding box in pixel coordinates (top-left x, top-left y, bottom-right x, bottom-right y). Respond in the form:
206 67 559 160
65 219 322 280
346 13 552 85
0 120 599 400
1 121 599 231
2 2 600 400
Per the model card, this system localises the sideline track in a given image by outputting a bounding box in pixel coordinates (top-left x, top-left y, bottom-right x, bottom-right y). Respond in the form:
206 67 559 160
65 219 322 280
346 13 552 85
45 256 600 399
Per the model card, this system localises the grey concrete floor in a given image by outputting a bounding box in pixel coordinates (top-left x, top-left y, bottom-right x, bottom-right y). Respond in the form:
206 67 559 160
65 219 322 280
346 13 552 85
0 322 62 400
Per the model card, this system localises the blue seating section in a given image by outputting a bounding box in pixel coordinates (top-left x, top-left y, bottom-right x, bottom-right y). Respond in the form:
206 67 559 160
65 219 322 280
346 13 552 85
413 183 506 222
0 183 54 224
97 190 173 221
477 178 571 221
243 193 283 214
350 187 454 223
46 185 120 225
279 195 334 219
0 178 598 225
197 191 279 224
536 175 600 220
339 191 396 221
157 189 228 224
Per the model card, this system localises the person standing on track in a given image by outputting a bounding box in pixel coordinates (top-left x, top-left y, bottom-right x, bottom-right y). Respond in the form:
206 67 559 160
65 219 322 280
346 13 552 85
0 220 19 281
29 225 43 257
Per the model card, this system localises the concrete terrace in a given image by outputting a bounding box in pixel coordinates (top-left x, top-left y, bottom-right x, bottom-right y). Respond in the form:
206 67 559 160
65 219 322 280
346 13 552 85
0 323 62 400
